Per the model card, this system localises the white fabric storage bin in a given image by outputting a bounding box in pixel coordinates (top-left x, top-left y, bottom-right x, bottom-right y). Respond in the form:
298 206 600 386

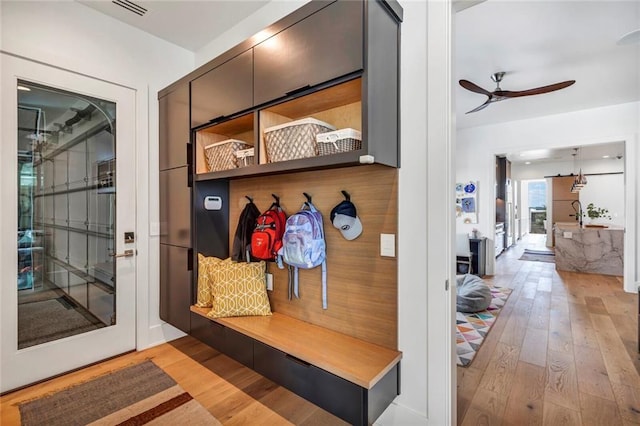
264 117 335 162
204 139 252 172
315 128 362 156
235 147 255 167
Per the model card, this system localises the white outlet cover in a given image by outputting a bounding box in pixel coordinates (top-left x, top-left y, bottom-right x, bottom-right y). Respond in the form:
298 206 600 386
380 233 396 257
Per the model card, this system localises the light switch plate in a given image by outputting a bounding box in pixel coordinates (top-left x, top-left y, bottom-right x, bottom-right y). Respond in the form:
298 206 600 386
563 231 572 238
380 233 396 257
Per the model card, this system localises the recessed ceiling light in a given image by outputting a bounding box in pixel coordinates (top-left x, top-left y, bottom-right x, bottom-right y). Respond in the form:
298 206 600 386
525 161 531 165
519 153 526 157
17 85 31 91
602 155 610 158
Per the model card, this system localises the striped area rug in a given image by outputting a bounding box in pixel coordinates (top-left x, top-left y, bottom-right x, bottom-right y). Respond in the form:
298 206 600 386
19 360 220 426
456 286 512 367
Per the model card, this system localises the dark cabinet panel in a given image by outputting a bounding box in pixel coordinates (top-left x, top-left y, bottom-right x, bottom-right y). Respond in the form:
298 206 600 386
253 0 363 106
254 340 369 425
191 49 253 128
224 328 254 368
159 166 191 248
365 0 400 167
159 83 190 170
191 312 226 350
159 244 192 333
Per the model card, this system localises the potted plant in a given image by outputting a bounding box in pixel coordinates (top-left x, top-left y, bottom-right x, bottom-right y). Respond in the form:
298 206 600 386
582 203 612 223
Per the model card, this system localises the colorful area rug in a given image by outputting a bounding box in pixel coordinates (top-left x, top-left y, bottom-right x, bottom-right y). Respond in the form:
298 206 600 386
19 360 220 426
456 286 512 367
519 249 555 263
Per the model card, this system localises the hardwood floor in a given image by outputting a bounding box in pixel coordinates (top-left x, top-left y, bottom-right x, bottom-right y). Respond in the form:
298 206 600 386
1 335 347 425
458 233 639 425
4 232 637 425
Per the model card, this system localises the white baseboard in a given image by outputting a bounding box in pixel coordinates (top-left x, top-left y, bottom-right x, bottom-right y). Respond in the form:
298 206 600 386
139 323 186 351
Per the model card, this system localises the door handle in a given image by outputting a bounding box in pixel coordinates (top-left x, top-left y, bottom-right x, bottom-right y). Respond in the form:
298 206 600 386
110 249 136 258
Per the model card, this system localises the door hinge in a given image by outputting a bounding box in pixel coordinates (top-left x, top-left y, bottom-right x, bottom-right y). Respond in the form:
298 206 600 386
445 279 449 291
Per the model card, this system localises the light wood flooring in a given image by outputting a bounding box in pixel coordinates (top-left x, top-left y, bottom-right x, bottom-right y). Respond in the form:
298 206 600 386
458 233 640 425
1 335 347 425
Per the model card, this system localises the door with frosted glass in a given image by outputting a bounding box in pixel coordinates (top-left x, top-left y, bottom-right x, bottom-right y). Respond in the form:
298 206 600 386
1 55 137 392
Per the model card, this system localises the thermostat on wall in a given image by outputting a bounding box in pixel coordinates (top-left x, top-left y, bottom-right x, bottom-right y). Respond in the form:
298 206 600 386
204 196 223 211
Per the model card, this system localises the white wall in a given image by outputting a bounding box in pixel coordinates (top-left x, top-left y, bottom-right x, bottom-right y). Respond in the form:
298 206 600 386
457 101 639 290
1 1 195 349
512 158 626 227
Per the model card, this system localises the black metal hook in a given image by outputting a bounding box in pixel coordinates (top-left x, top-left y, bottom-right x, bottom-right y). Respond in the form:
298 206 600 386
271 194 280 206
341 190 350 201
245 195 253 203
303 192 312 204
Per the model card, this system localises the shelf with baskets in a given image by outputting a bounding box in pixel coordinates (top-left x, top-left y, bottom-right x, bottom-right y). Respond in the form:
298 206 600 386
195 76 365 181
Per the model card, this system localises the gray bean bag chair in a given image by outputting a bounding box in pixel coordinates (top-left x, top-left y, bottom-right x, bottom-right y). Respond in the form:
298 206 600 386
456 274 491 313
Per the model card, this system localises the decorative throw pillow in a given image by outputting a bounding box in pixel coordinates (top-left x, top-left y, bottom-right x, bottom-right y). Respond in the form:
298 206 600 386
207 261 272 318
195 254 227 308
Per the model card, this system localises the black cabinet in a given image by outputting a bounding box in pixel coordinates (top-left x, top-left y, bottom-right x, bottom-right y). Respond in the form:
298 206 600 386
253 0 363 106
159 167 191 247
159 244 192 333
469 237 486 277
159 83 190 171
159 82 192 333
250 339 397 426
191 49 254 128
191 314 254 368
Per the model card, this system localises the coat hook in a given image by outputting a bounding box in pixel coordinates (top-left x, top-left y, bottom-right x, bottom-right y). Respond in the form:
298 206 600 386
271 193 280 206
303 192 312 203
341 190 350 201
245 195 253 203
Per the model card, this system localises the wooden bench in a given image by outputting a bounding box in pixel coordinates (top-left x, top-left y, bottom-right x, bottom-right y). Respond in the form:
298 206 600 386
190 306 402 425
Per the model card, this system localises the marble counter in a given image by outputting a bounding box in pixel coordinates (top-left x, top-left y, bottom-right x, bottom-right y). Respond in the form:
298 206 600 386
554 224 624 276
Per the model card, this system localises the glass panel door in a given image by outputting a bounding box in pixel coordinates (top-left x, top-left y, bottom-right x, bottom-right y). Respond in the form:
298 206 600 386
2 54 136 393
17 81 117 349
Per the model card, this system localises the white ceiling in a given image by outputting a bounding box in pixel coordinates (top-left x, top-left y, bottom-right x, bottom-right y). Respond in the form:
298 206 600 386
455 1 640 130
78 0 269 51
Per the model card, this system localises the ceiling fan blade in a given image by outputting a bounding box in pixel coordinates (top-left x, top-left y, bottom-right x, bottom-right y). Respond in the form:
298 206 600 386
459 79 492 96
465 99 492 114
494 80 576 98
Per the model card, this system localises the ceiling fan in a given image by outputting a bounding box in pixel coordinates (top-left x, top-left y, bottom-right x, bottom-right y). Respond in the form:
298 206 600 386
459 72 576 114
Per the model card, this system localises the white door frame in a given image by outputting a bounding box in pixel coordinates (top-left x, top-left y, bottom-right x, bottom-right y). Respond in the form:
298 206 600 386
426 1 456 424
0 54 138 392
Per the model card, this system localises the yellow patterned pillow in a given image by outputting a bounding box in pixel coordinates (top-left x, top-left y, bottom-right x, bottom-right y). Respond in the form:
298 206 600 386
195 254 227 308
207 261 272 318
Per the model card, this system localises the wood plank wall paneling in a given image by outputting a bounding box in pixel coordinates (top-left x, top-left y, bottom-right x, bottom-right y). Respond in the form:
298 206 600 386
229 164 398 349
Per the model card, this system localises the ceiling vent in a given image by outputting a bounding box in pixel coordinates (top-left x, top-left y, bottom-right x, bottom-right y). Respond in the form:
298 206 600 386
112 0 147 17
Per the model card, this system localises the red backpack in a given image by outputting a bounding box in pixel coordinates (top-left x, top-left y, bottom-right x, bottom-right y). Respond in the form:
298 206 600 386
251 195 287 266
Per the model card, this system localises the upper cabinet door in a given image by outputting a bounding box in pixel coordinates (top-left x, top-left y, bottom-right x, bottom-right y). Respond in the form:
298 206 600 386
191 49 253 128
254 0 363 106
159 83 189 170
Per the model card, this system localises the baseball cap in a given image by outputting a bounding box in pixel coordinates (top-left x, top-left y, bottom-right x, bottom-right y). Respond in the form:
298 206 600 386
330 194 363 241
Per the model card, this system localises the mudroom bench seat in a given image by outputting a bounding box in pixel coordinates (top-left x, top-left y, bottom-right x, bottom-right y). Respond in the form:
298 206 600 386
190 306 402 425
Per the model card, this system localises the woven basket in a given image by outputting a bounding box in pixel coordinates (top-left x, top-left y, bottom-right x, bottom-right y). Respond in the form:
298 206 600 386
204 139 253 172
235 148 255 167
316 128 362 156
264 118 335 163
